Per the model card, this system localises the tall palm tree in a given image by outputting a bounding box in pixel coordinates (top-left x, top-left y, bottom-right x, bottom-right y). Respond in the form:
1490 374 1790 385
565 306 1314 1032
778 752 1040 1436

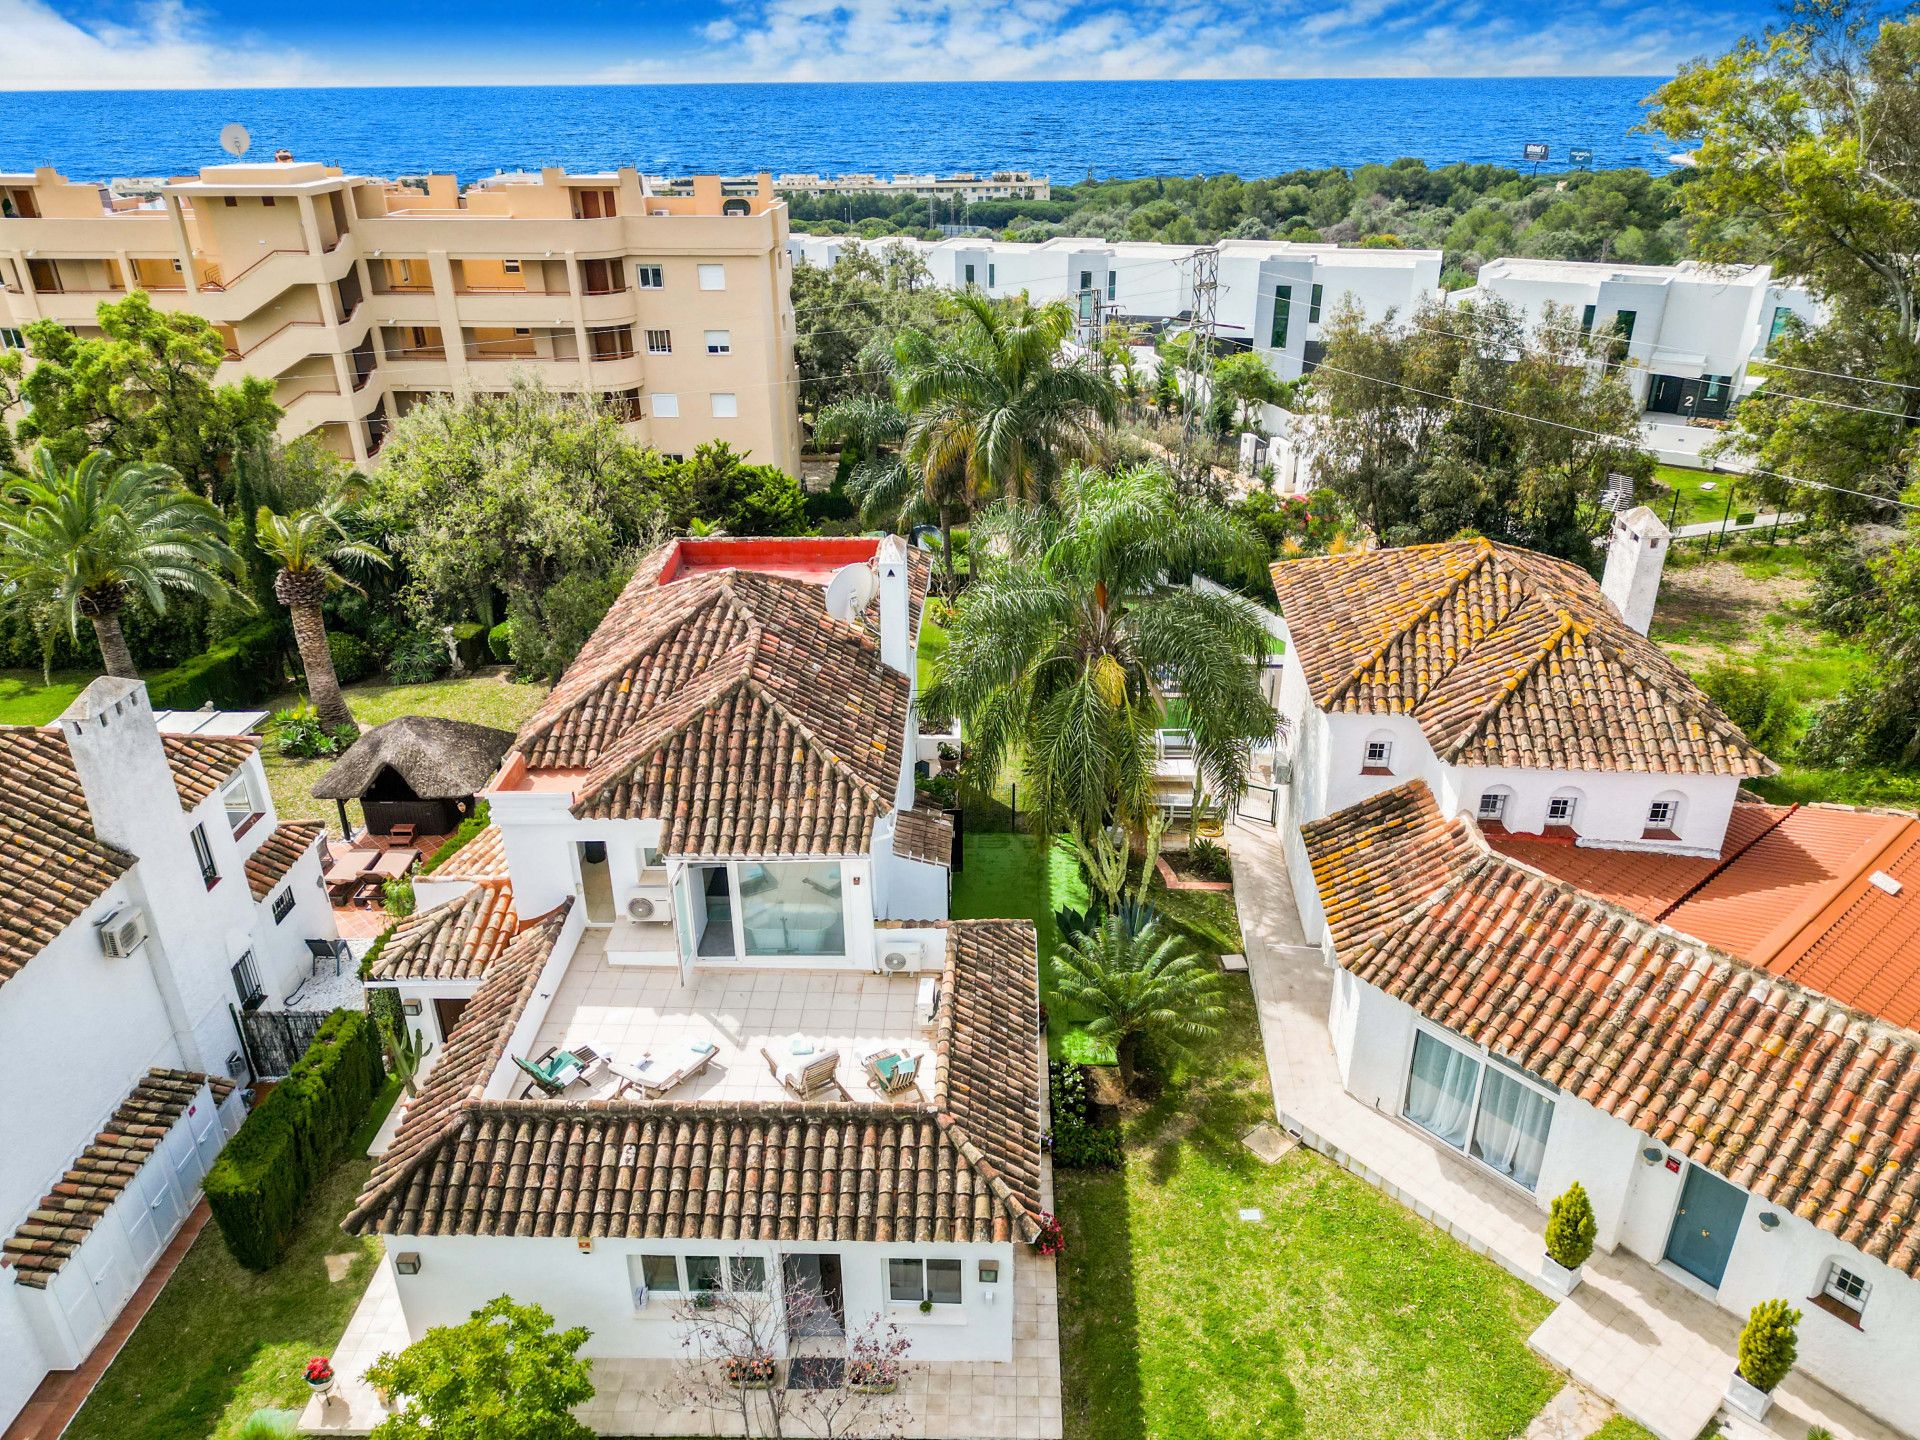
256 486 389 730
893 291 1120 508
1054 910 1225 1092
0 447 244 679
926 464 1276 836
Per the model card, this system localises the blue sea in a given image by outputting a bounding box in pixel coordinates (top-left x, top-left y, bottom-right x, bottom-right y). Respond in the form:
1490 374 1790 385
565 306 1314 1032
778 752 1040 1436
0 78 1677 184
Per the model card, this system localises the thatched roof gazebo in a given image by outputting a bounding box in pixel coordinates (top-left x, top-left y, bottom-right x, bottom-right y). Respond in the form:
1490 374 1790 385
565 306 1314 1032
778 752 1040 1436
312 716 516 839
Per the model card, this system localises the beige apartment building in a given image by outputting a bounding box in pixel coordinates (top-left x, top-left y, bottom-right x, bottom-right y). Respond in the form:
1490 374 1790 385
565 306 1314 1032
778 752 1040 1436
0 160 802 472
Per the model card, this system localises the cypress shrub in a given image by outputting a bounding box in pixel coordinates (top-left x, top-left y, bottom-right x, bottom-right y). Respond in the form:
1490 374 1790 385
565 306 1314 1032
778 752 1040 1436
204 1009 386 1270
1736 1299 1801 1392
148 619 289 709
1544 1181 1597 1269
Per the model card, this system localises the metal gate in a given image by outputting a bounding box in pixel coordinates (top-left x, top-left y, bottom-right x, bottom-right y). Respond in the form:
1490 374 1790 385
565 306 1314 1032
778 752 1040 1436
235 1007 330 1079
1237 781 1281 826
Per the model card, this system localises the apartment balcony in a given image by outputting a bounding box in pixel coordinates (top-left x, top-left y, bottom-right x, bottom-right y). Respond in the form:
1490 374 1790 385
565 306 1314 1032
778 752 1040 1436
451 290 575 326
368 291 439 326
579 288 639 325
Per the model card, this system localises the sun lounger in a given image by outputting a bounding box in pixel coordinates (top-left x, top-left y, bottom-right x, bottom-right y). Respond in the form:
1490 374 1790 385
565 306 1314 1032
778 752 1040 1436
513 1044 607 1098
610 1039 720 1098
862 1046 923 1098
368 848 416 882
762 1039 846 1099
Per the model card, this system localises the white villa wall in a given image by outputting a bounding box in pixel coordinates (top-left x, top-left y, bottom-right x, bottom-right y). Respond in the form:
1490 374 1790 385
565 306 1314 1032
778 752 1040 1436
1337 975 1920 1430
389 1233 1019 1363
0 1287 50 1432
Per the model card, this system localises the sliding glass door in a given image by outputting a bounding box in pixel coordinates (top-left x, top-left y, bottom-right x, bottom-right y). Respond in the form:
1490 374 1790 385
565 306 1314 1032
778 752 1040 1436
1402 1029 1554 1192
671 860 848 963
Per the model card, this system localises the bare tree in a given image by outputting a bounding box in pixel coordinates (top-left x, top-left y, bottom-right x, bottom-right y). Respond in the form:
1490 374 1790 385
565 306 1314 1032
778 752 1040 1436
663 1255 914 1439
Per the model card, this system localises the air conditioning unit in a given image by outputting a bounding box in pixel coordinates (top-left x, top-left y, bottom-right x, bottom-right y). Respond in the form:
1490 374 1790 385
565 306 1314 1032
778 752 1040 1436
224 1049 248 1079
95 906 149 958
625 888 670 922
877 941 923 976
915 976 940 1027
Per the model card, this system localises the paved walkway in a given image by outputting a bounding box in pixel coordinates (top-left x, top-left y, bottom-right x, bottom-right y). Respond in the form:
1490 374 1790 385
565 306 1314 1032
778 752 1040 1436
1 1201 211 1440
1225 815 1908 1440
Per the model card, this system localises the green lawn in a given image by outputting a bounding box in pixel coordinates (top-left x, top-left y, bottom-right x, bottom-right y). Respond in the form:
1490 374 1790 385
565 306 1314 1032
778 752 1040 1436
0 667 99 724
917 615 948 697
264 671 549 835
66 1155 387 1440
1056 953 1560 1440
1650 463 1745 529
1591 1416 1660 1440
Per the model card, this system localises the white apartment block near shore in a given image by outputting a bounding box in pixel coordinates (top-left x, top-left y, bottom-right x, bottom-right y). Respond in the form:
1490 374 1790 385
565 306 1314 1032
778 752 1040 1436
1459 257 1821 422
670 170 1050 204
787 233 1445 381
0 160 802 473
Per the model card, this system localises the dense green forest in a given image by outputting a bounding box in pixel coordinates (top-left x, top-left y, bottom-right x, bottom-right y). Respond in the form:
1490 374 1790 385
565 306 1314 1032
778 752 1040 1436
786 161 1692 286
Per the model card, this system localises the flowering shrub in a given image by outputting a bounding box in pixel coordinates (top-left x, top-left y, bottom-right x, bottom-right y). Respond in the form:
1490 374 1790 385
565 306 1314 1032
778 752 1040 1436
725 1352 777 1388
305 1356 335 1385
1033 1211 1065 1256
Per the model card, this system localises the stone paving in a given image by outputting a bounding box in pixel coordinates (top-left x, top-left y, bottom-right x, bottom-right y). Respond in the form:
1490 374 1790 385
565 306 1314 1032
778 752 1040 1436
1224 812 1909 1440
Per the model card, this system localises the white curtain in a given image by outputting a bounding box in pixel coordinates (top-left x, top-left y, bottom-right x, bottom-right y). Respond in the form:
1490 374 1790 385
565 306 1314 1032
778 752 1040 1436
1471 1067 1554 1191
1405 1031 1479 1148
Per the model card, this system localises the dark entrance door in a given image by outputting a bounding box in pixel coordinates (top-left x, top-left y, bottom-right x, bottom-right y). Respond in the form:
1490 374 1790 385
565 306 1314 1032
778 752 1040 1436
1665 1163 1747 1288
782 1254 846 1339
433 996 470 1042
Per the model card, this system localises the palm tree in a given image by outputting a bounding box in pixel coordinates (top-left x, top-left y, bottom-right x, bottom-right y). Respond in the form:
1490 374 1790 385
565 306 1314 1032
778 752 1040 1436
0 447 244 679
256 486 389 730
1054 910 1226 1091
925 463 1276 836
815 392 968 593
893 291 1120 508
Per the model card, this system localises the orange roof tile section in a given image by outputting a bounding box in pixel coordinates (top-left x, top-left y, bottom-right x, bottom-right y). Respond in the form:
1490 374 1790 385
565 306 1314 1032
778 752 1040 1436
1489 802 1920 1031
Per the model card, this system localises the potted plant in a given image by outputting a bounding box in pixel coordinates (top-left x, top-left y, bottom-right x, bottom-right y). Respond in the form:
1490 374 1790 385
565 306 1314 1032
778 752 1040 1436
1033 1211 1065 1257
304 1356 335 1399
725 1352 777 1390
918 1298 934 1314
1727 1299 1800 1421
1541 1181 1597 1296
846 1355 898 1395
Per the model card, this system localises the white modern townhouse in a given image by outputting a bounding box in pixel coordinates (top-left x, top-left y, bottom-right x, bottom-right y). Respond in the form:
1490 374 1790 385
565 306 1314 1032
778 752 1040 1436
1265 514 1920 1433
334 535 1056 1437
1460 258 1821 423
788 233 1442 380
0 679 339 1431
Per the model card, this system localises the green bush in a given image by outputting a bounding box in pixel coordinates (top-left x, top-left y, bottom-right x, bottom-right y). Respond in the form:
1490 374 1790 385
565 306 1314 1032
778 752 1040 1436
487 620 513 663
273 705 358 759
1047 1060 1122 1169
326 630 377 685
1699 659 1797 754
386 629 450 684
1736 1299 1801 1393
1186 836 1233 882
1544 1181 1597 1269
146 618 288 709
422 801 491 874
507 570 625 680
448 620 489 672
384 875 416 917
204 1009 386 1270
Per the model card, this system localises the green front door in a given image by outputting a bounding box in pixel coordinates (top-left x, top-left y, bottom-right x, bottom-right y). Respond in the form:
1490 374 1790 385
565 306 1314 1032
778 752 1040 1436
1665 1164 1747 1288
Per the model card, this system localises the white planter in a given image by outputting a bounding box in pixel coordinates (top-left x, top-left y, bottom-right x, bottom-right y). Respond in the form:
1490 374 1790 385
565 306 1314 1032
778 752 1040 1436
1725 1372 1773 1422
1539 1254 1583 1297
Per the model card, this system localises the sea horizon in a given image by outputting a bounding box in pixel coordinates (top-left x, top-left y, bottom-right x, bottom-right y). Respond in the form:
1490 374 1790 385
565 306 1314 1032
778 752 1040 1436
0 77 1679 185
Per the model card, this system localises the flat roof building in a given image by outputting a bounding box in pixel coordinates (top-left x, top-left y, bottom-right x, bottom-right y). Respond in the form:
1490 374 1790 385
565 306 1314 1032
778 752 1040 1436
0 160 802 473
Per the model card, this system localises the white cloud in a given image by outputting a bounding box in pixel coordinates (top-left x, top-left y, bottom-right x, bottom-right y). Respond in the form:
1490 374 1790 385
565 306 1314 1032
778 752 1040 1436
1 0 324 88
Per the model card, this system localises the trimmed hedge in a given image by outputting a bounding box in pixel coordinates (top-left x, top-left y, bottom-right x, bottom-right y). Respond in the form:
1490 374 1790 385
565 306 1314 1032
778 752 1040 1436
148 618 289 710
204 1009 386 1270
487 620 513 663
421 800 491 875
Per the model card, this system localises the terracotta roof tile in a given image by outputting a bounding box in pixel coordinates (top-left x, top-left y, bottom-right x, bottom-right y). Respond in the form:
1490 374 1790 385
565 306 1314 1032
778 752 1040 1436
1271 540 1772 776
366 880 522 982
893 806 955 866
512 541 928 856
5 1068 231 1287
1304 780 1920 1277
244 821 324 901
426 825 510 884
159 733 258 809
344 919 1045 1245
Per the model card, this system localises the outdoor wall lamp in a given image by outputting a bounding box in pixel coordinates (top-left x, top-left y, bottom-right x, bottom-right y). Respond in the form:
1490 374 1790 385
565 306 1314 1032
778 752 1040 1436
401 999 423 1016
1758 1213 1781 1231
577 1235 595 1253
394 1252 421 1275
1641 1146 1663 1166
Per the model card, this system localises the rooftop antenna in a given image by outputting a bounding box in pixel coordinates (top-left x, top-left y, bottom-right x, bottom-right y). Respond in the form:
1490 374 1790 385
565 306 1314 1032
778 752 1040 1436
219 124 251 159
1176 245 1220 498
823 561 878 624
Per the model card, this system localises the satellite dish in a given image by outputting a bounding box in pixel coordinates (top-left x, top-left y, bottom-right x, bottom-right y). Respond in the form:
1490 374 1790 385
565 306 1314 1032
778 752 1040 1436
823 562 878 622
219 124 252 159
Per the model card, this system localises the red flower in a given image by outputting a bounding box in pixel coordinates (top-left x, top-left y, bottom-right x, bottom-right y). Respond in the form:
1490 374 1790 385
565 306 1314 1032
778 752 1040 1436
306 1357 334 1384
1033 1211 1065 1256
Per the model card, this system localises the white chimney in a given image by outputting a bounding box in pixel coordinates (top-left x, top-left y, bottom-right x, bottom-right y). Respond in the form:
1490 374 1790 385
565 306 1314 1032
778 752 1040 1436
875 534 912 676
1600 505 1670 635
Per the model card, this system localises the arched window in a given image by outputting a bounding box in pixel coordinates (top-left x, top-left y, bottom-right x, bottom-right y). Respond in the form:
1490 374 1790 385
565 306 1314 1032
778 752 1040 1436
1476 787 1515 826
1644 791 1686 839
722 197 750 217
1361 731 1396 776
1545 788 1584 830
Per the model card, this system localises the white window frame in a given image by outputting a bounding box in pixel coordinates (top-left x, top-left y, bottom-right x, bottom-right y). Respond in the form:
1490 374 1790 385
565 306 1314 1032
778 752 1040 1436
0 327 24 351
888 1256 964 1305
1400 1022 1557 1195
711 392 738 418
222 773 259 833
1645 797 1681 834
191 822 219 887
1477 791 1508 822
1547 795 1579 826
1363 739 1392 771
636 264 664 289
1818 1259 1870 1319
271 887 296 924
651 392 679 418
230 950 263 1008
697 263 726 291
704 329 731 354
646 328 672 354
676 1252 767 1298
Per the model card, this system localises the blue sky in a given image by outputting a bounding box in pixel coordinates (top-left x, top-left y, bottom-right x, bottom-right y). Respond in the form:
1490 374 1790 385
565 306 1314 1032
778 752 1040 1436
6 0 1773 89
